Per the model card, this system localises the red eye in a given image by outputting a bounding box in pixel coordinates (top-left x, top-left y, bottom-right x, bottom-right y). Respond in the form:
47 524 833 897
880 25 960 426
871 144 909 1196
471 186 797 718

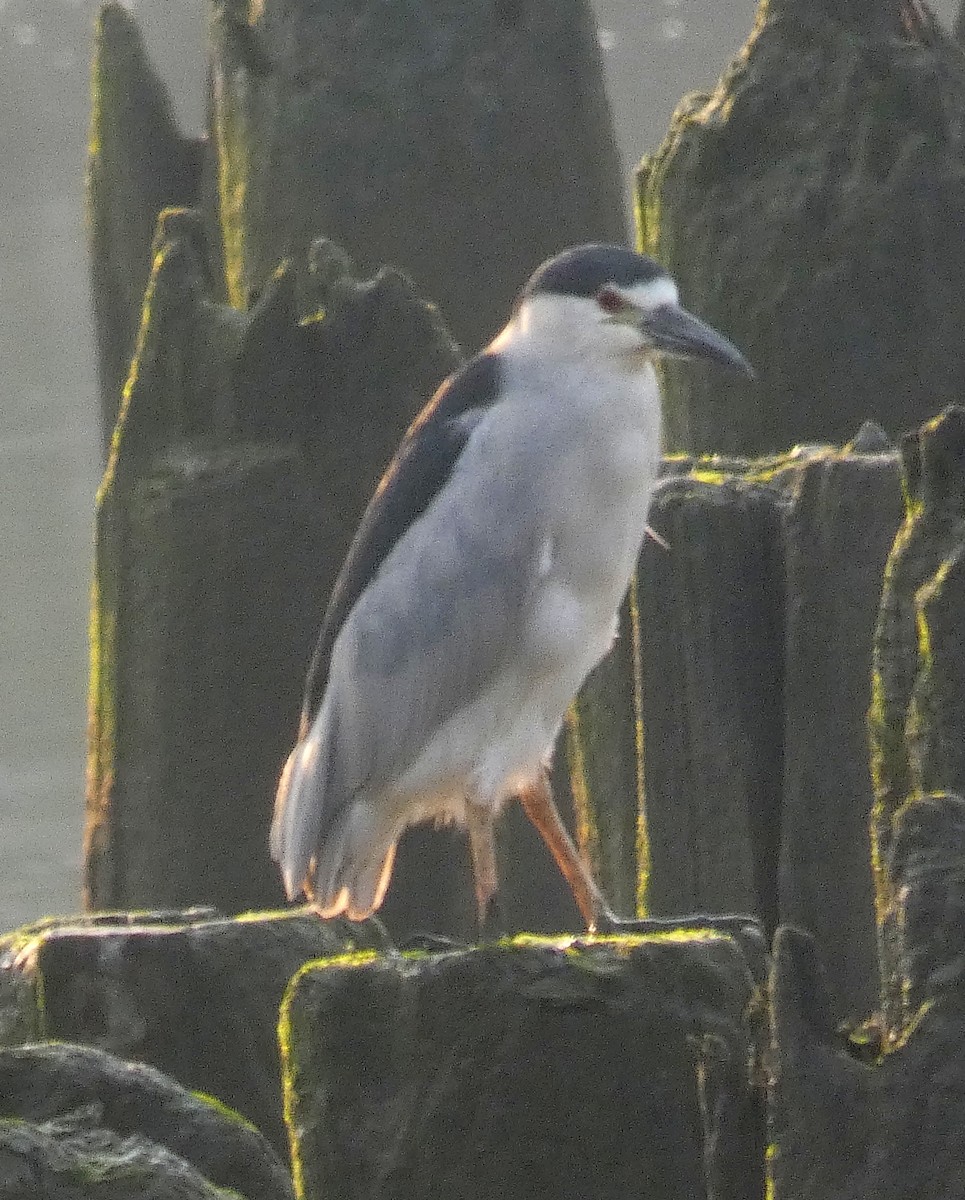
596 287 624 315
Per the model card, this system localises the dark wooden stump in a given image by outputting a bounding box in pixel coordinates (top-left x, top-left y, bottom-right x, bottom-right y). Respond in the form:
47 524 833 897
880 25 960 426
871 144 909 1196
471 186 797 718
0 1041 293 1200
88 4 203 451
870 405 965 1026
83 210 462 924
637 466 787 935
637 0 965 454
209 0 626 350
574 440 902 1020
0 907 388 1158
280 933 765 1200
772 793 965 1199
779 441 903 1020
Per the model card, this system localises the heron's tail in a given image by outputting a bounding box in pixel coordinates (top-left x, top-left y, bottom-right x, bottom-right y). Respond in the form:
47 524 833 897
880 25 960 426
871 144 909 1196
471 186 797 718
310 803 398 921
270 710 397 921
270 734 325 901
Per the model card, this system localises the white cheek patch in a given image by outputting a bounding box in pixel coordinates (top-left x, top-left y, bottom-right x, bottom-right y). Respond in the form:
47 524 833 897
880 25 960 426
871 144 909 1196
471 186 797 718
626 277 679 309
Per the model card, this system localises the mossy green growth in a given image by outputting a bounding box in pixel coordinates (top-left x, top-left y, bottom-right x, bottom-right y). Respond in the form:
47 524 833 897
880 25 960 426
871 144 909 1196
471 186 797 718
868 417 965 917
638 0 965 454
189 1089 260 1134
278 928 759 1200
569 447 812 922
278 946 384 1195
505 930 729 953
61 1151 246 1197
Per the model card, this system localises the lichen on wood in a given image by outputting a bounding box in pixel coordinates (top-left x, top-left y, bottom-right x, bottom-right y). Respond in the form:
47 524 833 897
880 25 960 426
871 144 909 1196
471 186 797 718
0 907 389 1159
637 0 965 455
279 932 764 1200
88 3 203 451
869 406 965 1026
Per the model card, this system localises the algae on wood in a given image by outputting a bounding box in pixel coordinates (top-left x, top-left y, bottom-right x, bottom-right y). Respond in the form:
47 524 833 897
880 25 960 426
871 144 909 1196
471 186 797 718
280 933 764 1200
637 0 965 454
870 406 965 1026
772 794 965 1199
0 907 388 1158
209 0 626 348
0 1041 293 1200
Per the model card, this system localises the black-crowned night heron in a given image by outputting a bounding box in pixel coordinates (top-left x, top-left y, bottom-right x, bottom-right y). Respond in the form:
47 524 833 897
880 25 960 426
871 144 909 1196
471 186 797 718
271 244 753 930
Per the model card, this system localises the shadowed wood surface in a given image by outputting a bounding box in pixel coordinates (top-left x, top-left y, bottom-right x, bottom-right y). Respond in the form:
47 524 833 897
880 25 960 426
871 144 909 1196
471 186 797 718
0 906 388 1159
637 0 965 454
773 797 965 1199
209 0 627 349
280 933 764 1200
870 406 965 1027
0 1040 294 1200
574 440 903 1020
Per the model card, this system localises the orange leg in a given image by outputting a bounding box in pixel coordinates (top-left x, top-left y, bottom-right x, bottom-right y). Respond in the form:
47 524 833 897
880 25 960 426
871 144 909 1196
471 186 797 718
517 770 610 931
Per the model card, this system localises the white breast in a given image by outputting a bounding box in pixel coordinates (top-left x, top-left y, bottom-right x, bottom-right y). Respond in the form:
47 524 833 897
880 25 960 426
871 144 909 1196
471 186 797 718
390 351 661 820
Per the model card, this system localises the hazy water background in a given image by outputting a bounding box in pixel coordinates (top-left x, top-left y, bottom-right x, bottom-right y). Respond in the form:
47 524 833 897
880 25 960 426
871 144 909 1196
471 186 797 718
0 0 956 930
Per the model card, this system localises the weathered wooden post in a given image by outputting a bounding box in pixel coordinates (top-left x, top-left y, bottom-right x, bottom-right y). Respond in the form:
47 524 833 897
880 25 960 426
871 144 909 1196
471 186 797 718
0 908 389 1158
280 932 765 1200
87 4 203 452
83 205 468 923
635 465 787 935
777 440 903 1018
564 0 965 1014
208 0 626 350
771 794 965 1199
870 406 965 1027
636 0 965 455
604 442 901 1021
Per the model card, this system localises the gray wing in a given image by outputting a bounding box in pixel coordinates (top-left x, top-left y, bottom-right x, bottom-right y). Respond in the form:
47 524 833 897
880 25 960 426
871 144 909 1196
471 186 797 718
271 357 543 899
272 475 543 902
322 465 544 807
299 352 502 730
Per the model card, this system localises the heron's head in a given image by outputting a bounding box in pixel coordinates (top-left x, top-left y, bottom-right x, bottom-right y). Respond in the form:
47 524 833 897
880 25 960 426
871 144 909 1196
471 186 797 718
511 244 754 376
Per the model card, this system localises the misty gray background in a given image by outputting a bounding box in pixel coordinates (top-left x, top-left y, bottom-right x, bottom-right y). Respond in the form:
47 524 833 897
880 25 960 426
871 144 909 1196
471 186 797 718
0 0 957 929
